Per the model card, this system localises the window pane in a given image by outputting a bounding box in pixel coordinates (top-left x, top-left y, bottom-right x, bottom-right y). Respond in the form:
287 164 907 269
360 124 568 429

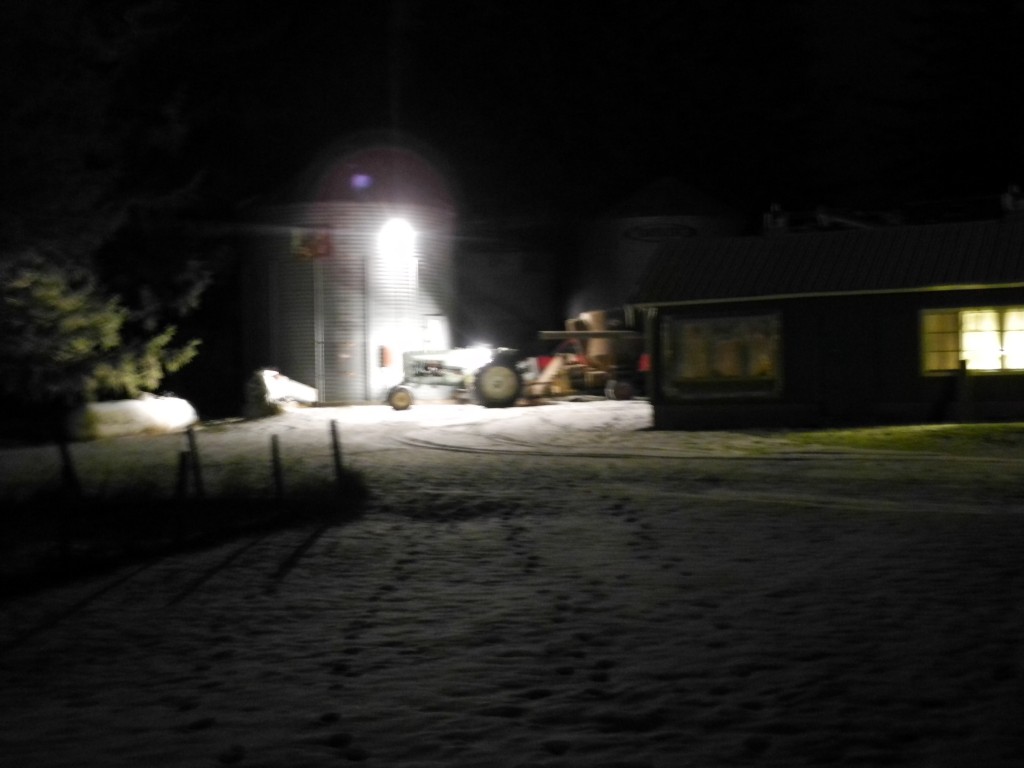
961 310 999 332
1004 330 1024 369
963 335 1002 369
962 310 1001 369
1005 310 1024 331
680 323 712 378
925 350 960 371
923 312 958 334
921 311 959 371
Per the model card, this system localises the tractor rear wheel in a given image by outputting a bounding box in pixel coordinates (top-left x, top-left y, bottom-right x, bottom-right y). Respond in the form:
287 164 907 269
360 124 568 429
474 362 522 408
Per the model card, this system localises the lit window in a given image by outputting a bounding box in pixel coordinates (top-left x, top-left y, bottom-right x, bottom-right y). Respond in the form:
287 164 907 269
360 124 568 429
1004 309 1024 368
961 310 1001 369
922 307 1024 373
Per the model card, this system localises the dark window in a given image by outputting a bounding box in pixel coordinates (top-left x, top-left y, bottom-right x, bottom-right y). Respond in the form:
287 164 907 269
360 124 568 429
661 314 781 399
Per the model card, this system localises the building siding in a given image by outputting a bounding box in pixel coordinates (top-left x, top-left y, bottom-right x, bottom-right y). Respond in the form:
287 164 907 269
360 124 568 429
646 284 1024 430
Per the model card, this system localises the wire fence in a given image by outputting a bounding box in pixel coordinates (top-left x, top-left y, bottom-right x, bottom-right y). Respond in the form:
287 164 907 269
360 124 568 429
1 421 368 601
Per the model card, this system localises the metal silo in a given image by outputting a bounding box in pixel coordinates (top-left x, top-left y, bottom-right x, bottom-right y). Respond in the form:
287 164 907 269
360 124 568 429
575 179 747 316
247 201 455 404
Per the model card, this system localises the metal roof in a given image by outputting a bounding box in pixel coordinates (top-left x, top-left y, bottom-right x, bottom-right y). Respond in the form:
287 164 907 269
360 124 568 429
629 216 1024 307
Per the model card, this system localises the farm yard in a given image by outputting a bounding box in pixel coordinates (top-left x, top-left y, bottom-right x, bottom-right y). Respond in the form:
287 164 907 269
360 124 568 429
1 399 1023 767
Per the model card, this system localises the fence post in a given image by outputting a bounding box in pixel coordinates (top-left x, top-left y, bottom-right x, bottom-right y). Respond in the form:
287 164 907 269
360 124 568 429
57 440 81 498
271 434 285 502
56 440 80 569
175 451 191 499
330 419 344 489
185 427 205 499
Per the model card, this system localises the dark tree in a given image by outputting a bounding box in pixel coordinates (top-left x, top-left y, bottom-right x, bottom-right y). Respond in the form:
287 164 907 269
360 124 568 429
0 0 210 418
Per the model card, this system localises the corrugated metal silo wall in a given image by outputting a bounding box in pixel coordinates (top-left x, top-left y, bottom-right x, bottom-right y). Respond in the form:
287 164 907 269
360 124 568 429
241 225 310 386
264 202 455 404
277 243 320 395
252 216 320 396
400 203 457 340
361 203 456 401
294 203 368 403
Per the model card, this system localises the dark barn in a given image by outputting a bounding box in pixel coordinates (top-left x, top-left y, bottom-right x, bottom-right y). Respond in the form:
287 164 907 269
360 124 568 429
630 213 1024 430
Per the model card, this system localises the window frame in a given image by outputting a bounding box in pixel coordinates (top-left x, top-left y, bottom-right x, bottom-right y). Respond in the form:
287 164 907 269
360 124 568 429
920 306 1024 375
660 312 783 400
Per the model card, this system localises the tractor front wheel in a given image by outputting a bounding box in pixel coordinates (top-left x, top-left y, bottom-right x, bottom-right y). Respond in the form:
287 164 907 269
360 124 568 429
387 385 414 411
474 362 522 408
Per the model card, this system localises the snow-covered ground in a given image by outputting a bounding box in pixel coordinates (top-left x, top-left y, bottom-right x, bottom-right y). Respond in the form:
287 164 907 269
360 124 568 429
1 399 1023 766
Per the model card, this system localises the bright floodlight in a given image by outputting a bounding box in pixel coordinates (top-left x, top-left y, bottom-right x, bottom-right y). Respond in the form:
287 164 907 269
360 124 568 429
446 345 494 373
378 217 416 260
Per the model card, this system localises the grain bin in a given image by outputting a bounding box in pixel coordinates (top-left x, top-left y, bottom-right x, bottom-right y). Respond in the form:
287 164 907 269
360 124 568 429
244 201 456 404
574 178 747 316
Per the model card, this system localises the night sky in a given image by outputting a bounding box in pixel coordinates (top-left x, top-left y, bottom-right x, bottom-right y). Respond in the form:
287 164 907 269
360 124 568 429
5 0 1024 229
3 0 1024 416
163 0 1024 223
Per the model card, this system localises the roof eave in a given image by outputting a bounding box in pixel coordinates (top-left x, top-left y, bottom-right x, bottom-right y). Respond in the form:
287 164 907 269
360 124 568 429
628 281 1024 310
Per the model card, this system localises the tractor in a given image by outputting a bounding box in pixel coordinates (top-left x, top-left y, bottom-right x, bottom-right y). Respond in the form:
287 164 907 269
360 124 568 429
385 346 526 410
385 310 646 410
